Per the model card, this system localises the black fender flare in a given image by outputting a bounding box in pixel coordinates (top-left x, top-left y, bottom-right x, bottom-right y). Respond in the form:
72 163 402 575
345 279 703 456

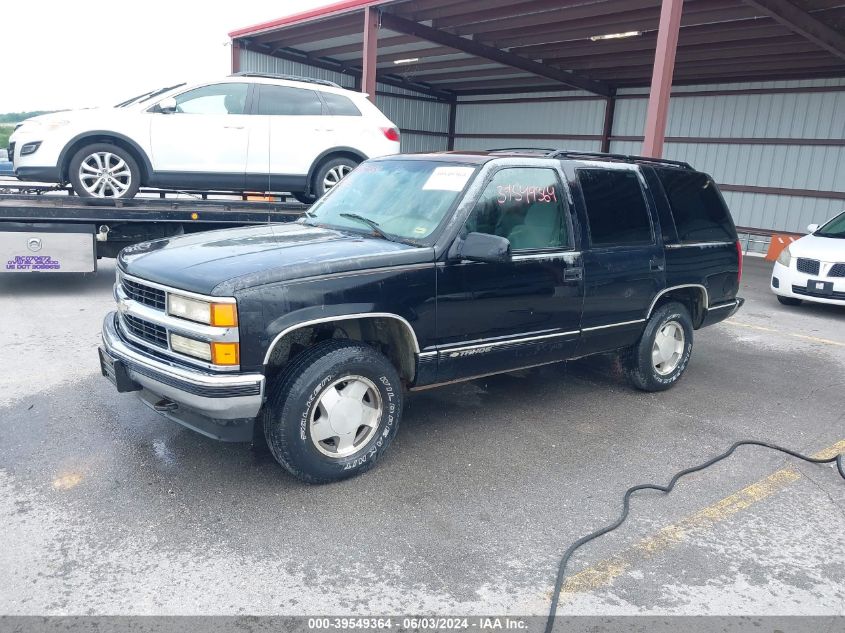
58 131 154 183
304 147 367 194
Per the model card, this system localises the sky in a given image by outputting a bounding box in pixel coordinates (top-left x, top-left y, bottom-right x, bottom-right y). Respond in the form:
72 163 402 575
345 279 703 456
1 0 337 113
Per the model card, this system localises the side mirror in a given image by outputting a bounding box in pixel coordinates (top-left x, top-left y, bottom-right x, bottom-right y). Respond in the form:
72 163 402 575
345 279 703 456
453 232 511 264
158 96 177 113
807 223 819 234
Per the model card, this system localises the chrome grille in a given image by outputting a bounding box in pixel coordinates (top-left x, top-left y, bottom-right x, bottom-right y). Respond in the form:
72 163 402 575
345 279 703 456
796 258 820 275
829 263 845 278
122 277 166 310
122 314 168 348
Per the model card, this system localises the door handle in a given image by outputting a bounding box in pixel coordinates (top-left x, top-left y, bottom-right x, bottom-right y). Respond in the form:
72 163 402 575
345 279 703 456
564 267 583 281
650 258 665 272
223 125 244 130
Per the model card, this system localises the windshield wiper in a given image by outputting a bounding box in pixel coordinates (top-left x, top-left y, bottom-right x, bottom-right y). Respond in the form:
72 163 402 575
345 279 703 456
138 83 186 104
815 232 845 239
339 213 400 242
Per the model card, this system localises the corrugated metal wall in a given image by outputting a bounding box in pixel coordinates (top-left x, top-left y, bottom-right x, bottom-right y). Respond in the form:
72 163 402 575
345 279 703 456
240 49 449 153
611 79 845 234
454 90 604 152
453 80 845 235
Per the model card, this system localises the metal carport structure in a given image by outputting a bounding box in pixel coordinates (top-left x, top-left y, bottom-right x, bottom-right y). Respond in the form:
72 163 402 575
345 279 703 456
228 0 845 239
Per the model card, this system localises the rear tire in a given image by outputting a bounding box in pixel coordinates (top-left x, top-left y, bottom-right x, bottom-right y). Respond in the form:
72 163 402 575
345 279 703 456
263 339 402 484
292 191 317 205
312 156 358 198
68 142 141 199
776 295 802 306
622 301 693 392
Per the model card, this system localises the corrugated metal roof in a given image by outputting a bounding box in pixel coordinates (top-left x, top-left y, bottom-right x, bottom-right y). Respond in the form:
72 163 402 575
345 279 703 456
231 0 845 96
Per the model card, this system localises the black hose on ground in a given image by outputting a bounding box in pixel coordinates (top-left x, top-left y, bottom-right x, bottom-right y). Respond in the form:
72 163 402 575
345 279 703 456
545 440 845 633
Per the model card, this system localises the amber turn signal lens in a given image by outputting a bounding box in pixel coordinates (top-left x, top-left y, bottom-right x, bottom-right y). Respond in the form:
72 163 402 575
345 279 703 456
211 342 239 366
210 303 238 327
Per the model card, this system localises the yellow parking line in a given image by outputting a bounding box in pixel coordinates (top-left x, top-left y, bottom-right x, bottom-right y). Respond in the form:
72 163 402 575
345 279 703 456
725 320 845 347
558 439 845 595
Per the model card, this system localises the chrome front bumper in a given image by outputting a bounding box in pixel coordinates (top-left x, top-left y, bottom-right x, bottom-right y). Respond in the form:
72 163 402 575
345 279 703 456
100 312 264 438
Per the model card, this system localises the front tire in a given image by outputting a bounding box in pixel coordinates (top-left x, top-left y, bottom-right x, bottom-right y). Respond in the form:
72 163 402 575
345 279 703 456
68 143 141 199
263 340 402 484
776 295 802 306
623 301 693 392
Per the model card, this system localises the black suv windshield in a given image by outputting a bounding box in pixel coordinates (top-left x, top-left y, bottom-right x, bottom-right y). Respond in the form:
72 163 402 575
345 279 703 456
304 160 478 241
815 210 845 238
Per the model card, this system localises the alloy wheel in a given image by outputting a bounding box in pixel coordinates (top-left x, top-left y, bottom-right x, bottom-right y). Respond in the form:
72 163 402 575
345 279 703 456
78 151 132 198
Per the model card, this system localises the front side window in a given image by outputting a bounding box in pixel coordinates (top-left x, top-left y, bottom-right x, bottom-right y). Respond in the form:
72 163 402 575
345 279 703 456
172 83 248 115
657 169 735 242
256 84 323 116
464 167 569 251
578 168 653 246
304 160 477 241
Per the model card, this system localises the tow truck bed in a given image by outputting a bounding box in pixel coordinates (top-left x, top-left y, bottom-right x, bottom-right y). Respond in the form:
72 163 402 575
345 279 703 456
0 193 307 273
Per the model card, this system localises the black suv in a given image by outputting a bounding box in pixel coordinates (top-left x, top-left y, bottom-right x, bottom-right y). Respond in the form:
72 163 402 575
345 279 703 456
99 149 744 483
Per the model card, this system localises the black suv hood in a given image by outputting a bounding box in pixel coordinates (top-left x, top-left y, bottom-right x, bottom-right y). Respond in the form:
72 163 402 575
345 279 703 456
118 223 431 295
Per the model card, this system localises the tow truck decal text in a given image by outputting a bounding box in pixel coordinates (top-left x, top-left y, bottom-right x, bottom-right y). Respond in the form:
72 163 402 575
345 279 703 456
6 255 61 271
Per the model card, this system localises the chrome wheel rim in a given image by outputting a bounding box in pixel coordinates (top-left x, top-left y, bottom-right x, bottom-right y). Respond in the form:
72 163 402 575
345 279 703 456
652 320 685 376
78 151 132 197
309 375 382 458
322 164 352 193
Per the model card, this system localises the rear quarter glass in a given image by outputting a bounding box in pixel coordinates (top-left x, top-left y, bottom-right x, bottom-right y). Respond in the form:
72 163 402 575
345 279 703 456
656 169 737 242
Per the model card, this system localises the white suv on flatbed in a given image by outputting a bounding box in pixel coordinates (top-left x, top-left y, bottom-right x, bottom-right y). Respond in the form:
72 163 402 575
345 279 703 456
8 73 401 201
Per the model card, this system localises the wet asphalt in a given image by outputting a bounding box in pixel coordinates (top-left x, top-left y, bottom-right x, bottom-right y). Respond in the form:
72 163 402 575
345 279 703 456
0 256 843 618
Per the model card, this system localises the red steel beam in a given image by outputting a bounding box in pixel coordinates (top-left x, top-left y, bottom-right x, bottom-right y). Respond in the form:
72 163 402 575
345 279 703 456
362 6 379 102
642 0 683 158
231 40 241 73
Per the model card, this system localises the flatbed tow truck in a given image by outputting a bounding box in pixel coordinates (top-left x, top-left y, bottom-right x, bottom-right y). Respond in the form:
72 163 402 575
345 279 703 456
0 182 306 273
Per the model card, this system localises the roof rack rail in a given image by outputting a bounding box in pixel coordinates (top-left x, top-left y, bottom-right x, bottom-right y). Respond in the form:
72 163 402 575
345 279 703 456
229 72 341 88
487 147 559 153
548 149 692 169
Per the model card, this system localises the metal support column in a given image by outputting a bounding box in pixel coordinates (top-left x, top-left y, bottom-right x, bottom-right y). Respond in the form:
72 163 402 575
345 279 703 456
447 99 457 150
230 40 240 74
362 7 379 103
642 0 683 157
600 95 616 153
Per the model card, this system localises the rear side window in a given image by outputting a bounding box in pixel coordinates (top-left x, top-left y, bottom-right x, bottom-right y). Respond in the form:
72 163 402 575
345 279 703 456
578 168 653 246
657 170 735 242
256 84 323 116
322 92 362 116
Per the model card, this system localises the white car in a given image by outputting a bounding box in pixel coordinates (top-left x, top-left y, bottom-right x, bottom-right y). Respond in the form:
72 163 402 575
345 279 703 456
8 73 401 201
771 210 845 306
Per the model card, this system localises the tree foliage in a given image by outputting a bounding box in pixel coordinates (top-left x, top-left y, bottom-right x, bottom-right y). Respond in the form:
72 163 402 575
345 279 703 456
0 111 57 124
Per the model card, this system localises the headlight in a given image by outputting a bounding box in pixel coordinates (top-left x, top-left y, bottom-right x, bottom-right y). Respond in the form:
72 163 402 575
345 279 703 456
776 244 792 266
170 333 239 366
167 294 238 327
170 333 212 361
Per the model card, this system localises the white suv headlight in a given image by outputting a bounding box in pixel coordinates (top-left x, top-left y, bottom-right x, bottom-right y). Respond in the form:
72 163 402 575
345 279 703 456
776 244 792 266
